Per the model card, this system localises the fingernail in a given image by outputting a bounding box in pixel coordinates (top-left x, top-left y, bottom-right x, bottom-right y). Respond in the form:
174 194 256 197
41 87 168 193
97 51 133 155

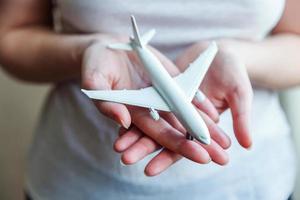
246 146 252 151
195 90 206 103
119 119 130 129
206 157 212 164
217 126 227 135
120 159 127 166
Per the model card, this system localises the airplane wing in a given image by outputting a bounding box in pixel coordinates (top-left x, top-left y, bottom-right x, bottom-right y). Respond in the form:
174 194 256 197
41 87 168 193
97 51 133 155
174 42 218 101
81 87 171 112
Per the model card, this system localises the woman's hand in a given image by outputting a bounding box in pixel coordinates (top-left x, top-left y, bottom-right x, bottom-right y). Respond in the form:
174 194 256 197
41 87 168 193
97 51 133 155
113 40 252 176
176 41 253 149
81 37 231 175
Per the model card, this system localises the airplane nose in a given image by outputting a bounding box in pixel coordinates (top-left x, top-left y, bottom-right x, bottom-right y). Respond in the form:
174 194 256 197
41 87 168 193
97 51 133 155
201 137 211 145
195 135 211 145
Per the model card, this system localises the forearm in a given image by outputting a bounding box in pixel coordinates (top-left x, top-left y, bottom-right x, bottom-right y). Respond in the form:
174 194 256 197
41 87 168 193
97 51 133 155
0 27 97 82
223 34 300 90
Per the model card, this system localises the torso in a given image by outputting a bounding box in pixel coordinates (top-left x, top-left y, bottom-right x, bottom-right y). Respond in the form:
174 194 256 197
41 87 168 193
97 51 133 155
57 0 285 58
26 1 296 199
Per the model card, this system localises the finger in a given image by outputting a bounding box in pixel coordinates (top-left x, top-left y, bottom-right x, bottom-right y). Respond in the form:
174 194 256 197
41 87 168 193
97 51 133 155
144 149 182 176
227 88 253 149
193 91 219 122
118 127 128 136
145 136 229 177
121 136 161 165
95 101 131 129
124 110 228 168
199 140 229 165
120 114 228 165
119 112 184 164
160 112 186 133
114 126 143 152
199 110 231 150
130 107 211 164
161 105 229 150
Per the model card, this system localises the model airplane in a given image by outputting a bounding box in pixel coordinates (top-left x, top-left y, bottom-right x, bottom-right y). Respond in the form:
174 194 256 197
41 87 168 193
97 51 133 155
81 15 218 145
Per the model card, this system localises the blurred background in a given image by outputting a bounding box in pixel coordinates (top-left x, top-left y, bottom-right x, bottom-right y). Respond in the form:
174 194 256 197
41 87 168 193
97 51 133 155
0 67 300 200
0 69 49 200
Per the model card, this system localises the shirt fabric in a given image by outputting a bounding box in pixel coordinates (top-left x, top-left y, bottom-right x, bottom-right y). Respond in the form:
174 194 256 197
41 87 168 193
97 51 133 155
26 0 297 199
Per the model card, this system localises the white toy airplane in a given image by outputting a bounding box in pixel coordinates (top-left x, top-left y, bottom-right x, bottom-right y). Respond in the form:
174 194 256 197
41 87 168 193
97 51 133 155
82 15 218 145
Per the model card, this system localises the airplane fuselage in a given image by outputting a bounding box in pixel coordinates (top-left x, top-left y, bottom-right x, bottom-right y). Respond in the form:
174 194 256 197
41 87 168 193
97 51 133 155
134 45 210 144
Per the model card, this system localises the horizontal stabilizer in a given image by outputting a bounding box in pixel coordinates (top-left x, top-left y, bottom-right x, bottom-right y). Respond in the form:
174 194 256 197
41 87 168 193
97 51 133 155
107 43 133 51
108 16 155 51
141 29 156 45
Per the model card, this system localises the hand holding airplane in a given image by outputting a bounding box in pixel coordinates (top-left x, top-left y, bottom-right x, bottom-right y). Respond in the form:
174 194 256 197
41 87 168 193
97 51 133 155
82 16 218 145
176 41 253 149
113 24 253 176
81 16 232 168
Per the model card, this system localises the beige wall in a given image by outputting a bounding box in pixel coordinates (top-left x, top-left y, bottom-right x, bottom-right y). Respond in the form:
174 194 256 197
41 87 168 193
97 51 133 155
0 69 49 200
0 68 300 200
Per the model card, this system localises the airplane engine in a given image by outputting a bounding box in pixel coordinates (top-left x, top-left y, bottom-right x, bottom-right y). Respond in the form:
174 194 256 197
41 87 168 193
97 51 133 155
149 108 160 121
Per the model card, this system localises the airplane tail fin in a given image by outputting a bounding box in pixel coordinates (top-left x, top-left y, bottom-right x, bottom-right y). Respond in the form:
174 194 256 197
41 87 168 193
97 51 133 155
107 15 156 51
130 15 143 47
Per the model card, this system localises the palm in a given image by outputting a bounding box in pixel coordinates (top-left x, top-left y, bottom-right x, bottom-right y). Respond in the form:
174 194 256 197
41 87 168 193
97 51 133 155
176 41 253 148
82 41 231 176
82 42 182 91
82 43 149 90
201 50 250 113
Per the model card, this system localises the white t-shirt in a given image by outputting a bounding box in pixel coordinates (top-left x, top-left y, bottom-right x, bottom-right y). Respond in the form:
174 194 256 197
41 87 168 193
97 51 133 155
26 0 296 199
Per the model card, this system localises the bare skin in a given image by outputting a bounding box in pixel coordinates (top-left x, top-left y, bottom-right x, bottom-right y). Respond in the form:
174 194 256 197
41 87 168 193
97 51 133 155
115 41 252 175
0 0 300 176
